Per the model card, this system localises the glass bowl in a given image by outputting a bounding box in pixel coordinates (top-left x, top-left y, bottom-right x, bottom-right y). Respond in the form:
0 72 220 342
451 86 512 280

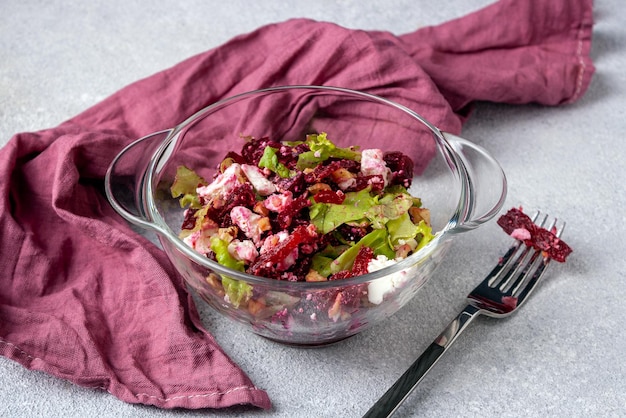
104 85 506 346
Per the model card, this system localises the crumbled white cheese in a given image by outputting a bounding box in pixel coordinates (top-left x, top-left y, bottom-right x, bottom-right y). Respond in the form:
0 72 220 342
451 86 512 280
228 239 259 264
183 228 212 255
230 206 264 245
360 149 391 188
264 191 293 212
511 227 531 241
197 163 242 201
366 255 408 305
241 164 276 196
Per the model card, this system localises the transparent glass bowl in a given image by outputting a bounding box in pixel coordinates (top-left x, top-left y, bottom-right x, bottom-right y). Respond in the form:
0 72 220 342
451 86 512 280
105 85 506 346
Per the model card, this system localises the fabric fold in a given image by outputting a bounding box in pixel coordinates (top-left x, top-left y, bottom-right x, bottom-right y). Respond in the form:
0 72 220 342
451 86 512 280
0 0 594 411
399 0 595 113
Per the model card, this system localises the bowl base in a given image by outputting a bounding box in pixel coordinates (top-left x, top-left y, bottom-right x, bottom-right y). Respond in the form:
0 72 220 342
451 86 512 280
258 333 356 348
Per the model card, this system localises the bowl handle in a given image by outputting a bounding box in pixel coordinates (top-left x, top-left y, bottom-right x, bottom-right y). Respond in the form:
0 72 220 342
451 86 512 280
104 130 173 233
442 132 508 233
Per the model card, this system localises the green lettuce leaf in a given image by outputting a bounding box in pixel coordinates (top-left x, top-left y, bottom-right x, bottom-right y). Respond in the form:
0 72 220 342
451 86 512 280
365 193 413 228
309 188 376 234
415 220 435 251
311 254 334 278
365 189 414 229
170 165 207 208
210 236 245 271
386 212 419 246
329 228 395 274
221 277 253 309
296 132 361 169
258 146 291 178
209 236 252 308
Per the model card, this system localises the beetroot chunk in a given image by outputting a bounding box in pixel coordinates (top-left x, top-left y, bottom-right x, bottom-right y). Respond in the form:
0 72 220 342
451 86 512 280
206 182 257 227
313 190 346 204
275 193 312 229
249 225 318 277
384 151 414 188
497 207 572 262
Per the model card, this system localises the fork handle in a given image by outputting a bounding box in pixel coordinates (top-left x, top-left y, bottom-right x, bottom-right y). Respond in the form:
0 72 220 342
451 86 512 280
363 305 480 418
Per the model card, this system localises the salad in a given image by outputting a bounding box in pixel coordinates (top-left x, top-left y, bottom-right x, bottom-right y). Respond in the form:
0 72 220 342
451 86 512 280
171 133 434 309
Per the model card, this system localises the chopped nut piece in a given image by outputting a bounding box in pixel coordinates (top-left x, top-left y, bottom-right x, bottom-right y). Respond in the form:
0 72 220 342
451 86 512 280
253 200 270 216
247 298 266 315
305 270 328 282
409 207 431 226
307 182 332 194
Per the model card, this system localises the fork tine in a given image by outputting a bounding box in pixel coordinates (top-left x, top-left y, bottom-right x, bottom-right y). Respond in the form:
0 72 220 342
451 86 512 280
508 215 558 295
512 217 566 304
486 211 542 289
500 212 553 294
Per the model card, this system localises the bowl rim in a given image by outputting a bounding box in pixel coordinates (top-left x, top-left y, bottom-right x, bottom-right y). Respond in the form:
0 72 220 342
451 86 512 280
143 85 469 288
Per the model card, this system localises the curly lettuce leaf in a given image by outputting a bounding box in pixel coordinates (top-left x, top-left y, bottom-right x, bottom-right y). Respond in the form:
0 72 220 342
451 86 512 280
309 188 375 234
329 228 395 274
258 146 291 178
296 132 361 169
386 212 420 246
170 165 207 208
365 191 414 229
210 236 244 271
209 236 252 308
311 254 334 278
415 220 435 251
221 277 253 309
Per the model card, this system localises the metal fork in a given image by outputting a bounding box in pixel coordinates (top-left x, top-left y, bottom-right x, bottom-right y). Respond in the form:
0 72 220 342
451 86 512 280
363 211 565 417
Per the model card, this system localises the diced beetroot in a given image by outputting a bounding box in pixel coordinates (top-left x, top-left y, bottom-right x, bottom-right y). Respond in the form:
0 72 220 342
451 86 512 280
286 256 313 281
349 174 385 193
313 190 346 204
206 183 257 227
274 172 306 194
351 246 374 276
275 143 302 169
497 207 534 233
497 207 572 262
384 151 414 188
329 246 374 280
249 225 318 277
335 224 370 243
304 159 360 184
181 208 198 230
531 227 573 263
275 193 312 229
241 137 273 165
338 284 366 309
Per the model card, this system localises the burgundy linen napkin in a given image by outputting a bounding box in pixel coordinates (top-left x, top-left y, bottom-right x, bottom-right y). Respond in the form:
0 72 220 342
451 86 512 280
0 0 593 410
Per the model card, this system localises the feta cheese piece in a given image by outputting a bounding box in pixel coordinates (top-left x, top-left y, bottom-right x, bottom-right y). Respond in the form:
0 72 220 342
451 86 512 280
230 206 266 245
182 218 219 255
197 163 243 202
241 164 276 196
366 255 408 305
228 239 259 264
361 149 391 187
511 227 531 241
264 191 293 212
183 229 212 255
